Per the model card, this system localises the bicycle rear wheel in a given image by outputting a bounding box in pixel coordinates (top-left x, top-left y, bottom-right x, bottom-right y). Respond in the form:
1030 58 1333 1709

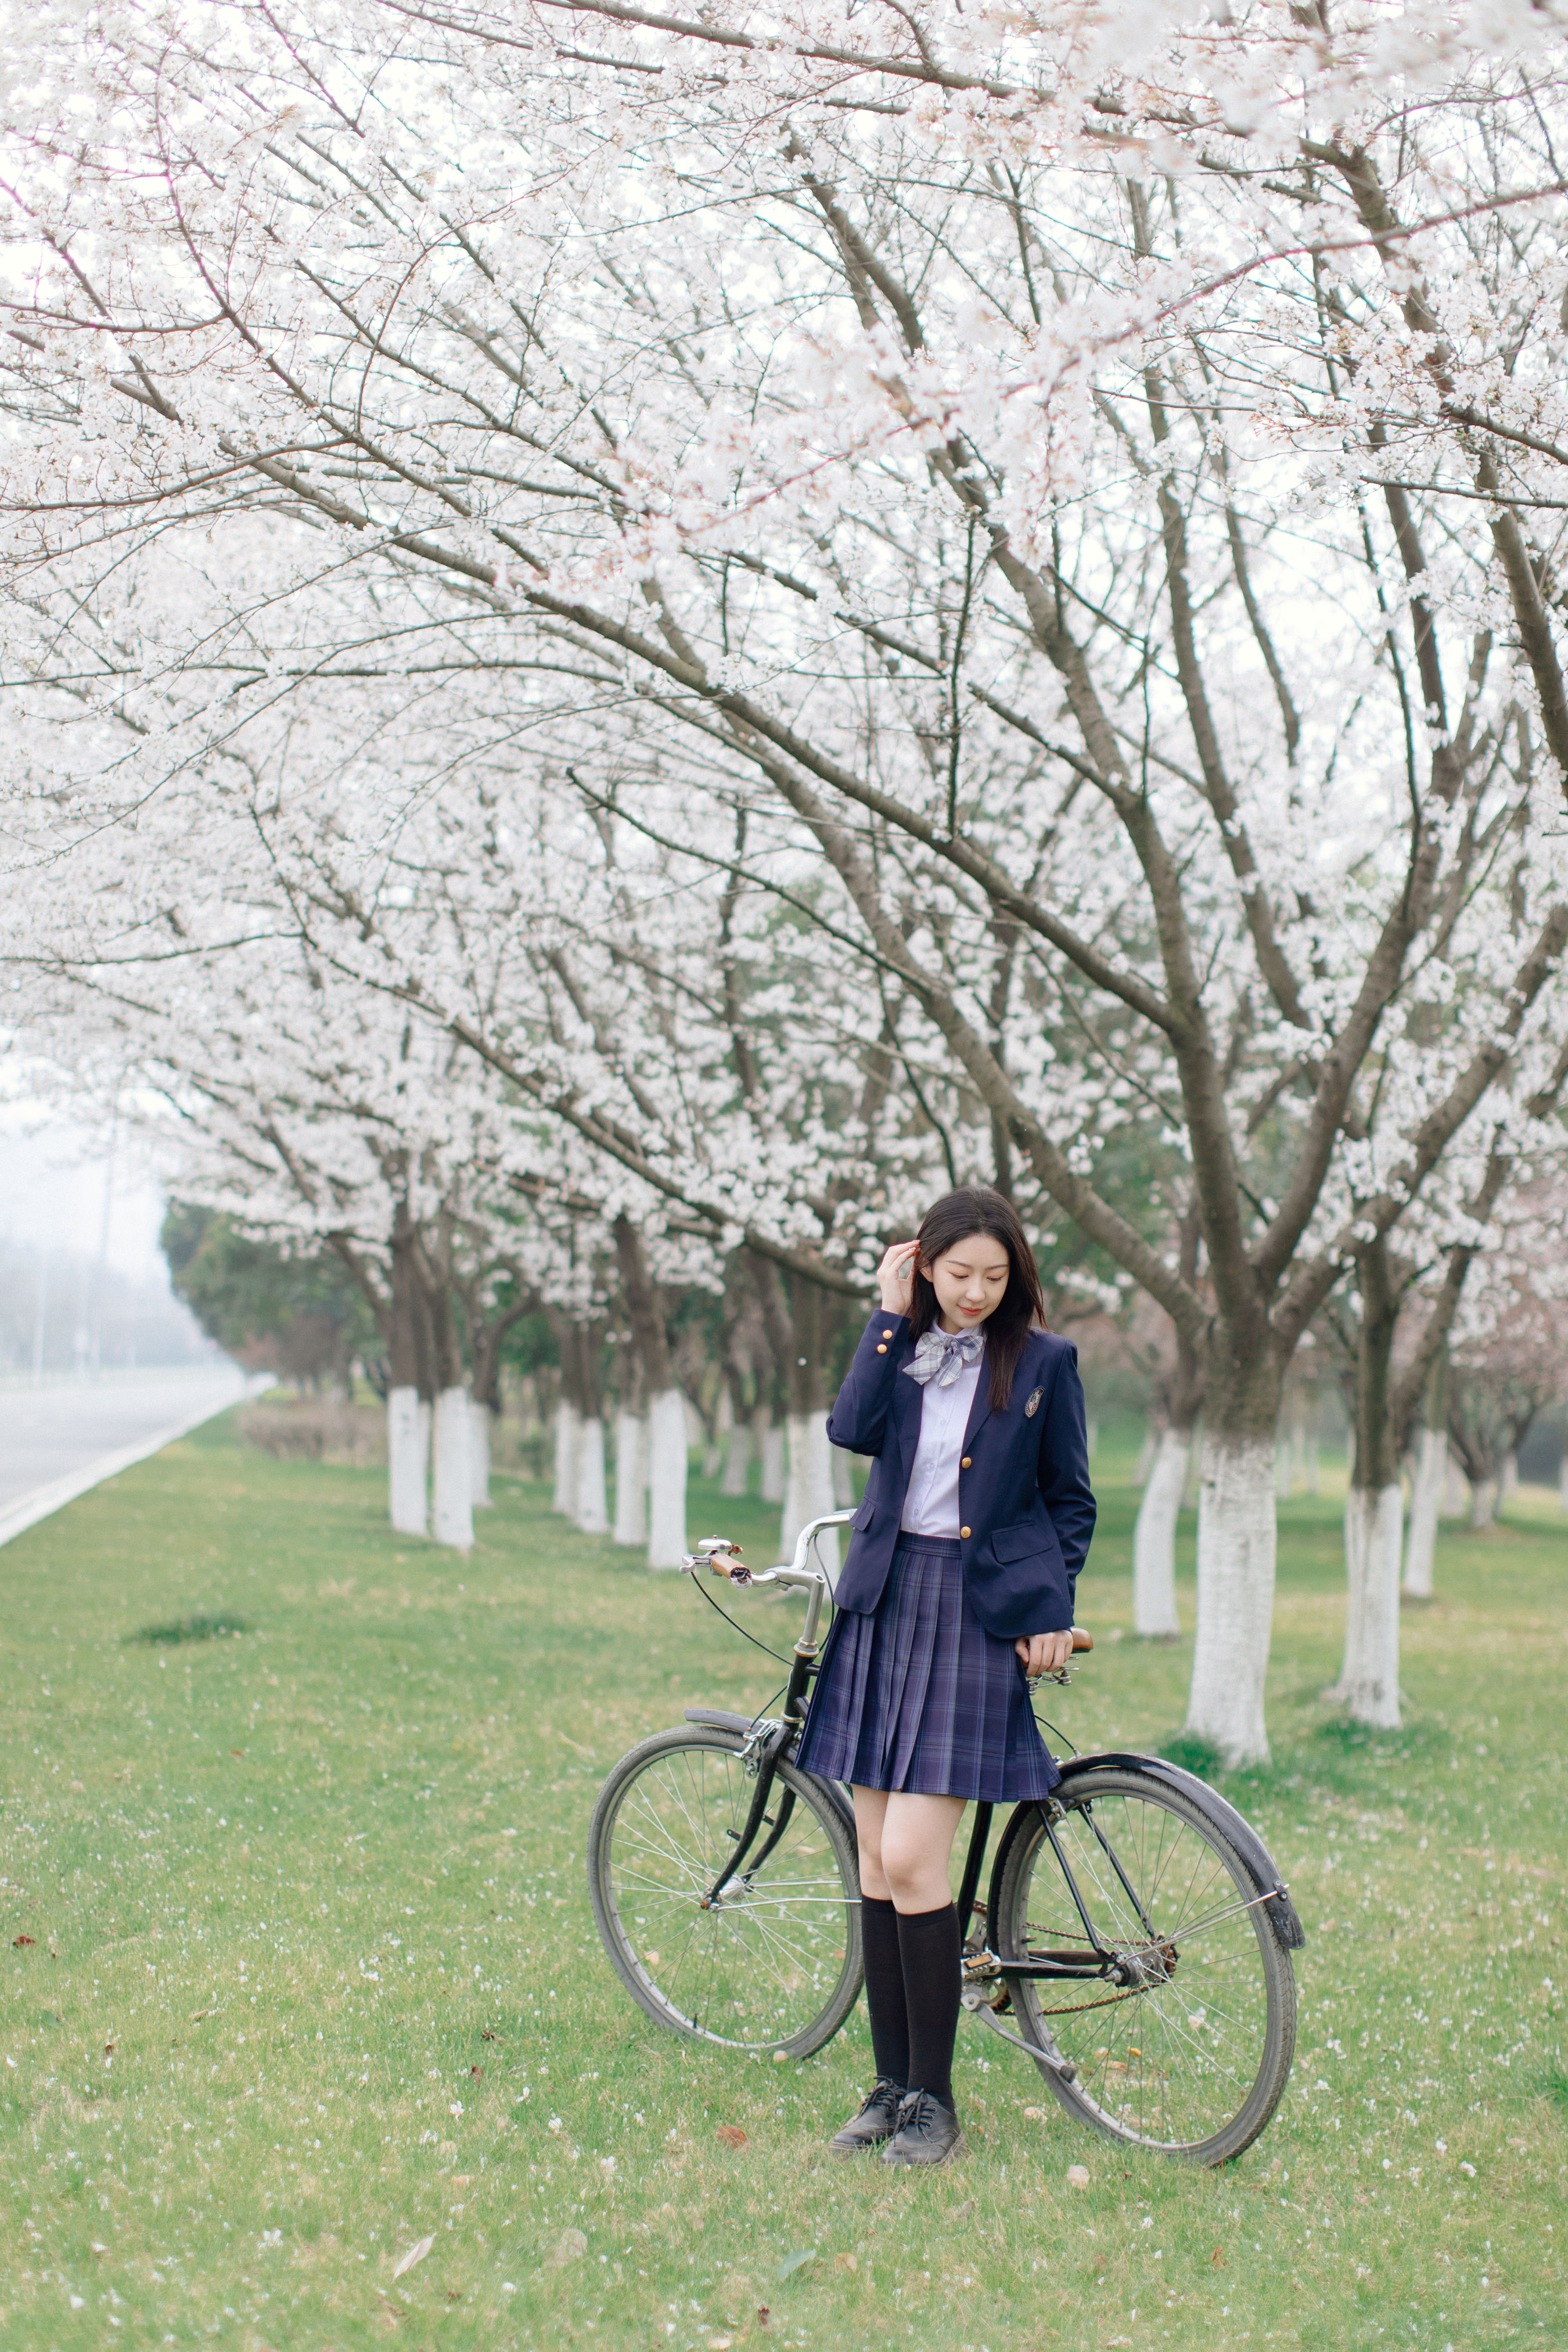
588 1725 862 2057
989 1766 1296 2164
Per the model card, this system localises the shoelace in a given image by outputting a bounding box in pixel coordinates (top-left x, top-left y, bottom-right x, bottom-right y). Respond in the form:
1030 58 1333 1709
862 2079 904 2117
893 2089 943 2134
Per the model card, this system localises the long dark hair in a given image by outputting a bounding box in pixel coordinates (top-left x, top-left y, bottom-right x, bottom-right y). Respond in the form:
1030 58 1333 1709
906 1186 1048 1410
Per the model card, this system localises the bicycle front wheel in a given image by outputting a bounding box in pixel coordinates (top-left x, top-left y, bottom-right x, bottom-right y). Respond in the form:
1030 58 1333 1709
990 1767 1296 2164
588 1725 863 2057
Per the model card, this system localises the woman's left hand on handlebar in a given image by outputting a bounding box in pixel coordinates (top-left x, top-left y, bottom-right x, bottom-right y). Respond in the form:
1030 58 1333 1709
1016 1630 1074 1677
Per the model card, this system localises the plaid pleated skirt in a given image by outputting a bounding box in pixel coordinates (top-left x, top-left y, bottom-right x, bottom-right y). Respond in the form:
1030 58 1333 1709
795 1534 1062 1803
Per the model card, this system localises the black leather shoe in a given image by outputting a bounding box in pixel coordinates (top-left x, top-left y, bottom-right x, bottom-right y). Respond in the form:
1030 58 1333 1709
828 2078 906 2155
880 2088 965 2167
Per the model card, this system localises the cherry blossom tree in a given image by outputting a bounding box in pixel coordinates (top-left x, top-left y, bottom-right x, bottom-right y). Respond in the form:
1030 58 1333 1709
8 0 1568 1757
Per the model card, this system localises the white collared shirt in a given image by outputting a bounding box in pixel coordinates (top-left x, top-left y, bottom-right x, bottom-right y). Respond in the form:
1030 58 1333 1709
899 1346 984 1537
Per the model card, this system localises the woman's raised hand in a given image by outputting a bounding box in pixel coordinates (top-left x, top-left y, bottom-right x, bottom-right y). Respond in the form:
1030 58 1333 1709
876 1238 920 1315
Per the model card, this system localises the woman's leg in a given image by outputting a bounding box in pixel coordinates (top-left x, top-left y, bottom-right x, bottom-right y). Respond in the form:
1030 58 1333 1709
847 1788 908 2091
882 1793 967 2119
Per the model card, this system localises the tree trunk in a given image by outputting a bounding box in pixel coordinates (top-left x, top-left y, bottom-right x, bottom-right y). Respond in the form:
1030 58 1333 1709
1402 1425 1445 1599
1275 1437 1292 1499
1329 1237 1402 1724
387 1386 428 1537
706 1383 730 1480
1336 1483 1402 1725
1132 1425 1187 1637
1470 1476 1499 1529
781 1411 839 1571
576 1413 609 1534
721 1416 752 1497
1184 1434 1276 1767
553 1400 581 1515
470 1399 492 1509
431 1387 475 1550
614 1409 648 1547
832 1444 855 1508
758 1411 785 1502
646 1389 689 1568
1500 1450 1519 1509
751 1257 844 1570
614 1216 687 1572
1443 1452 1468 1518
387 1198 433 1535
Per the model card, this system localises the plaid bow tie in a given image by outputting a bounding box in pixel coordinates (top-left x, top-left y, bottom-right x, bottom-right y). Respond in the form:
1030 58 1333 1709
902 1328 985 1387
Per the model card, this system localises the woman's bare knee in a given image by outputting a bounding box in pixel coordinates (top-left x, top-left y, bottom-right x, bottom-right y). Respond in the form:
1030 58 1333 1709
851 1786 890 1900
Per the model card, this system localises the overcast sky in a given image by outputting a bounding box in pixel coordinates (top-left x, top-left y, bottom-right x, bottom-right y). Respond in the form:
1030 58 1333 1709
0 1102 171 1287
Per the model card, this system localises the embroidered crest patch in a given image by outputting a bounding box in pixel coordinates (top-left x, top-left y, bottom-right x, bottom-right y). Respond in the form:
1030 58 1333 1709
1024 1386 1044 1418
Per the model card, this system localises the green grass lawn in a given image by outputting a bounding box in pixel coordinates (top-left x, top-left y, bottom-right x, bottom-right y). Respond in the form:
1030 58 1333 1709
2 1420 1565 2352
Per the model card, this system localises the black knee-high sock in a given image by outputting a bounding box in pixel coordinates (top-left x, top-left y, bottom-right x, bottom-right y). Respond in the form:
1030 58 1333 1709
897 1902 962 2111
859 1896 909 2088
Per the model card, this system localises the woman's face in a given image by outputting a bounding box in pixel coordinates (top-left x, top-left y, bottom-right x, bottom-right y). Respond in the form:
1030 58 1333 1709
923 1231 1012 1332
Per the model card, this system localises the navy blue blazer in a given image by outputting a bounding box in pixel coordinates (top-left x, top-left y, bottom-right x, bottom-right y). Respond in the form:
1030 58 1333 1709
826 1313 1096 1641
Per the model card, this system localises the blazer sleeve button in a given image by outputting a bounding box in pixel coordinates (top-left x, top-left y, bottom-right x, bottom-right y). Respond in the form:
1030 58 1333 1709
960 1455 972 1469
882 1328 893 1339
959 1525 972 1540
876 1344 888 1354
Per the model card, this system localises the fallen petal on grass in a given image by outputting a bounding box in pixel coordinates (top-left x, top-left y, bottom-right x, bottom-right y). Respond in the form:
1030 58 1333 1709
391 2235 434 2279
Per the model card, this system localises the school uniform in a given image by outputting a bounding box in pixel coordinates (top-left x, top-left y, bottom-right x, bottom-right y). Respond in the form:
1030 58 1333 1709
796 1312 1096 1803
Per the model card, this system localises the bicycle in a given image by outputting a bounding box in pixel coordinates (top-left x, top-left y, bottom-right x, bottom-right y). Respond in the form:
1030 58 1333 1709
588 1509 1304 2166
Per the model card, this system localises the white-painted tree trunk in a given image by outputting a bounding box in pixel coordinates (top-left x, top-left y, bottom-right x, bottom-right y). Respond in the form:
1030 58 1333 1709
431 1386 475 1552
832 1443 855 1508
1275 1438 1292 1500
1470 1475 1499 1529
720 1418 752 1498
781 1412 840 1573
1183 1435 1276 1768
760 1419 786 1505
614 1411 648 1547
552 1400 580 1515
1333 1483 1402 1725
1402 1427 1445 1599
387 1385 429 1538
470 1400 492 1509
1132 1426 1186 1638
1304 1432 1320 1496
1443 1452 1467 1519
706 1384 731 1480
1182 1423 1203 1510
1500 1450 1519 1508
1085 1416 1099 1460
576 1415 609 1533
646 1389 689 1569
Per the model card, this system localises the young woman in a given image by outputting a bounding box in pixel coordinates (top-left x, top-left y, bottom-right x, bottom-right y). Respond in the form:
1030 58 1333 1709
796 1186 1096 2168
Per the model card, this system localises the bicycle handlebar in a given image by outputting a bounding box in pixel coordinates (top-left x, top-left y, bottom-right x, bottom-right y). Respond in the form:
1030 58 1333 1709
682 1520 1094 1656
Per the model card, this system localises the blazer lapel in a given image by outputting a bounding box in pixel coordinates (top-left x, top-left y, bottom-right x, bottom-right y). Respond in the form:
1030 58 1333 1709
895 1358 922 1479
962 1368 994 1453
963 1334 1038 1452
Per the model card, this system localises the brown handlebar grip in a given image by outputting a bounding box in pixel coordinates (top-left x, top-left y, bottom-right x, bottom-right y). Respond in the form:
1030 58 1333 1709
1070 1628 1093 1652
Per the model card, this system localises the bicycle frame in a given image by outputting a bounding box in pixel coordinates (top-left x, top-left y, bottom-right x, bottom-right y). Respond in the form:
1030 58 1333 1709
687 1512 1150 1985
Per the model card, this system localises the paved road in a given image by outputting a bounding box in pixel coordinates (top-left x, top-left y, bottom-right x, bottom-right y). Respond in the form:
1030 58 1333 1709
0 1366 250 1542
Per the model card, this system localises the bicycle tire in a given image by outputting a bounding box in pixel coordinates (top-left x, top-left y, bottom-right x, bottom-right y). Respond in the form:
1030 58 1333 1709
588 1725 864 2058
988 1765 1296 2165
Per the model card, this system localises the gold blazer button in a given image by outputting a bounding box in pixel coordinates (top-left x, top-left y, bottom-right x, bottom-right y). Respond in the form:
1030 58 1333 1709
959 1526 972 1540
960 1455 972 1469
876 1344 888 1354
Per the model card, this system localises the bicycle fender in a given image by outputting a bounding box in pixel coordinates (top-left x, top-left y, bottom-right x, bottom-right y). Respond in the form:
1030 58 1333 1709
681 1710 859 1845
988 1753 1306 1952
